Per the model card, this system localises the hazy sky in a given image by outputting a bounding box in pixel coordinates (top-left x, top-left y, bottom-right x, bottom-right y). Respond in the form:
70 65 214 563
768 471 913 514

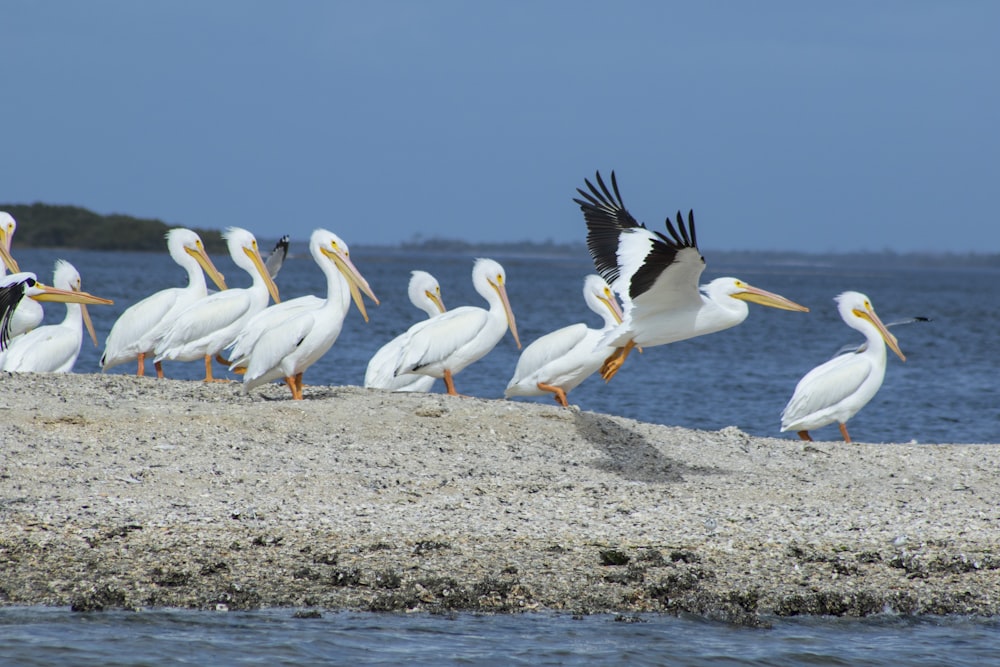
4 1 998 253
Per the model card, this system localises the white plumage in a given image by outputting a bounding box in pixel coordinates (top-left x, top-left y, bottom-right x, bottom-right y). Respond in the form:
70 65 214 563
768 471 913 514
154 227 280 381
0 211 19 275
780 291 906 443
1 271 112 367
2 261 111 373
391 258 520 396
231 229 378 399
364 270 447 393
101 228 228 377
575 170 809 380
505 274 623 407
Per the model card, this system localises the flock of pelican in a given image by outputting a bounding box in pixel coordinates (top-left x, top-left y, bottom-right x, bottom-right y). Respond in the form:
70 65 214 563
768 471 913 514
0 170 913 441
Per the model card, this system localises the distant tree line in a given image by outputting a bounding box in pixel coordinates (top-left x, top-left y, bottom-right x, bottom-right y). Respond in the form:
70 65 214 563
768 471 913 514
0 203 226 253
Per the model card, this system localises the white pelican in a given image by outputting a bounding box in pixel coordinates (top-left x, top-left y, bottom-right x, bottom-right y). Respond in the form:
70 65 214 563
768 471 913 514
153 227 280 382
574 170 809 381
0 212 18 274
2 261 113 372
505 274 623 407
780 291 906 443
100 228 228 377
232 229 379 399
364 270 447 393
391 258 520 396
1 271 112 351
225 238 340 373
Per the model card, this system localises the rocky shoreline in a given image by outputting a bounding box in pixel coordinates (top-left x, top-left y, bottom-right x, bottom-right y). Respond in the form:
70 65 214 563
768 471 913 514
1 373 997 625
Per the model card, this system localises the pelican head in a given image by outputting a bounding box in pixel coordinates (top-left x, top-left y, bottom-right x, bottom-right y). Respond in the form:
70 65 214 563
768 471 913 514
223 227 281 304
473 258 521 349
707 277 810 312
836 291 906 362
582 274 623 325
409 270 446 316
312 228 379 321
0 212 19 274
51 260 102 347
166 228 228 291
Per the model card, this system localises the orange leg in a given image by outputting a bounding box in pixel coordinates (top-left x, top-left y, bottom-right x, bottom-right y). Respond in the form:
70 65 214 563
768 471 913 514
797 430 813 441
839 423 852 443
600 340 637 382
203 355 229 382
537 382 569 407
155 360 164 379
284 375 304 400
443 369 459 396
136 353 146 377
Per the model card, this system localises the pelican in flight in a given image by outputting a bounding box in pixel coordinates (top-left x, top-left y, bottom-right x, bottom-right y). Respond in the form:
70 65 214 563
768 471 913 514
505 274 623 407
2 261 114 372
781 291 906 443
574 170 809 381
101 228 228 377
390 258 520 396
364 270 447 393
231 229 378 399
0 212 19 274
154 227 280 382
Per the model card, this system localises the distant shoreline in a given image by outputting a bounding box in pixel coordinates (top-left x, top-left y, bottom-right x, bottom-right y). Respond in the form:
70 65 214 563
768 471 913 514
4 202 999 267
1 373 998 623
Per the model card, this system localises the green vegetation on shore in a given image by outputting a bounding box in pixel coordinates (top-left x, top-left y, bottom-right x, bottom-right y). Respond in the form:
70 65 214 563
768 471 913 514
0 203 226 253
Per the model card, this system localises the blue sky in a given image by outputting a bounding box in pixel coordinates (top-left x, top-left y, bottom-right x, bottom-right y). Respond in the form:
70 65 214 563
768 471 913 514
4 1 998 253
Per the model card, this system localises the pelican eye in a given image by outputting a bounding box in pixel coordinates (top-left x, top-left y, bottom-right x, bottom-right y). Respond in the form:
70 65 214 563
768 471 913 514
25 278 36 287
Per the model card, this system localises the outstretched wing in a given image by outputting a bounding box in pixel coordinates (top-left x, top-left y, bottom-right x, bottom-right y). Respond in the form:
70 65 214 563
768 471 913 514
574 170 706 311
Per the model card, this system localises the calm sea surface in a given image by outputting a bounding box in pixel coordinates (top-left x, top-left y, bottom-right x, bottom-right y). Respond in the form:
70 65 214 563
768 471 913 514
5 245 999 662
2 607 1000 666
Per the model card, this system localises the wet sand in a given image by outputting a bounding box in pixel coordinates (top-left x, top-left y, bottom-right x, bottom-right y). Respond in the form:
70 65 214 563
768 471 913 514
1 373 997 625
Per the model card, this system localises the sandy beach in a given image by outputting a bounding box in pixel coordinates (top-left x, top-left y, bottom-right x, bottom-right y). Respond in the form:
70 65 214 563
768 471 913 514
0 372 997 625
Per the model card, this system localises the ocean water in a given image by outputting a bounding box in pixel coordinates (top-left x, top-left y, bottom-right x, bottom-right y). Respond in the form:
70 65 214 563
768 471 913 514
4 245 999 662
14 244 998 444
2 606 999 666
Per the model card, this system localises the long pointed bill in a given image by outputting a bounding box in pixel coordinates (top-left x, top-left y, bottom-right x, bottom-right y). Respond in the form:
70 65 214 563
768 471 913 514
599 286 625 324
81 303 99 347
31 284 114 306
492 280 521 349
323 247 379 323
856 308 906 362
0 241 19 274
186 244 228 290
425 290 446 314
244 245 281 304
733 284 810 312
31 283 112 346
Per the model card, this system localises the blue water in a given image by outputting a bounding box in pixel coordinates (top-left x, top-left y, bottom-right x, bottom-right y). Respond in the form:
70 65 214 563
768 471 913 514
5 245 1000 661
2 607 999 666
15 244 998 444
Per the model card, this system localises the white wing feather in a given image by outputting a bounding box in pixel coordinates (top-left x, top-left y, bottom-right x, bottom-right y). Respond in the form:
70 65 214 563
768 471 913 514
781 353 874 428
395 307 489 375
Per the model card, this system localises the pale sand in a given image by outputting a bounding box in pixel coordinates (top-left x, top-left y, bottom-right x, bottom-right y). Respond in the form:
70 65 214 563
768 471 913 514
1 373 997 624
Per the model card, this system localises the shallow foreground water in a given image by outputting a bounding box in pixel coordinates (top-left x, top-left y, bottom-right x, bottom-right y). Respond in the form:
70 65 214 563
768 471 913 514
3 607 999 666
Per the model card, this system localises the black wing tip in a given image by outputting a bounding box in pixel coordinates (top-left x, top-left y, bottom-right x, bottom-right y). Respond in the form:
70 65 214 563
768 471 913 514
660 209 698 250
